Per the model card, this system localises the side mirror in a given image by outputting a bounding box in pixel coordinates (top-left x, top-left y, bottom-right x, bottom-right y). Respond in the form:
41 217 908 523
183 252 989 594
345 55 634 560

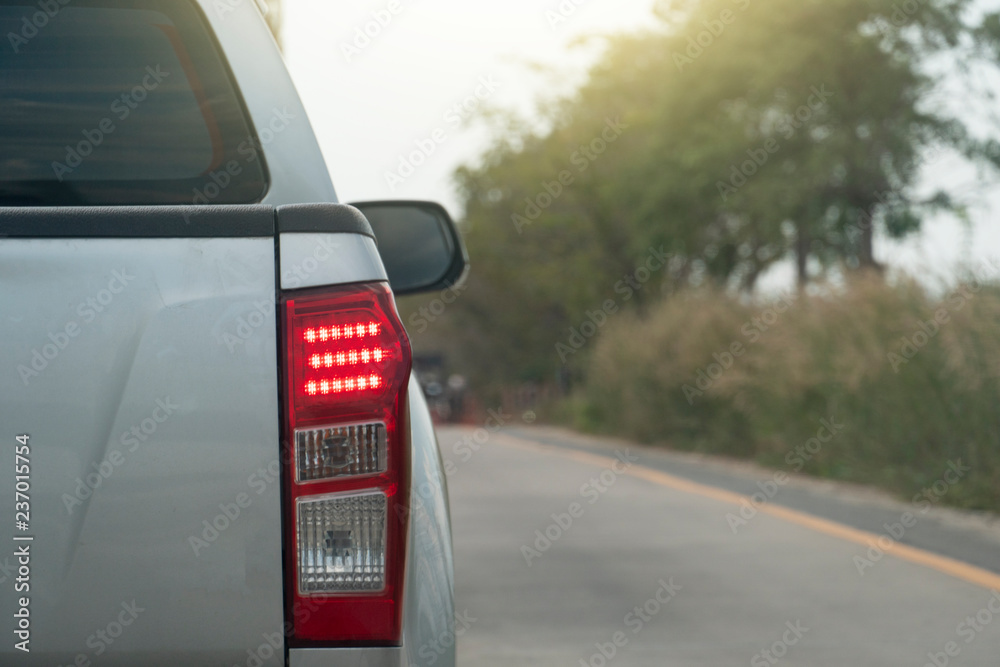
351 200 468 296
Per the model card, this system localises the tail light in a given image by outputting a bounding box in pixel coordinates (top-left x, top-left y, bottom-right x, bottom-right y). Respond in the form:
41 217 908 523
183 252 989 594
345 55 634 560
281 282 411 645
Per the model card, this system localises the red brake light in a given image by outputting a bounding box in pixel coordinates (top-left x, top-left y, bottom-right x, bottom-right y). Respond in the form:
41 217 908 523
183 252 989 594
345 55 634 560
295 317 395 402
282 282 412 645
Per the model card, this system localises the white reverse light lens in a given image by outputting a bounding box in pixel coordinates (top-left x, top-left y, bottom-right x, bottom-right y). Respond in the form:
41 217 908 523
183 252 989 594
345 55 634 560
295 423 387 482
297 491 387 594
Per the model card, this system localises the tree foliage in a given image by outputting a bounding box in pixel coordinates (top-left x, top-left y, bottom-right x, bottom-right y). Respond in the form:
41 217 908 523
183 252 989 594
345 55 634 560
408 0 1000 393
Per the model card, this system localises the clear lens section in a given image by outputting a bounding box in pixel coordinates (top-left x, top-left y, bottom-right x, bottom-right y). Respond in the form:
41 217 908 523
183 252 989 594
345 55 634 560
295 423 387 482
297 492 387 594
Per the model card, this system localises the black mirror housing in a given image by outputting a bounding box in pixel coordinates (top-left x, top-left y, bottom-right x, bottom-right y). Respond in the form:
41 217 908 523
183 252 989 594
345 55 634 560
351 200 468 296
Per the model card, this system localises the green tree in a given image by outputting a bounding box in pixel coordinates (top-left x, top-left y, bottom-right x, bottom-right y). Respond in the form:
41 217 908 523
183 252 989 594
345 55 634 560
427 0 1000 392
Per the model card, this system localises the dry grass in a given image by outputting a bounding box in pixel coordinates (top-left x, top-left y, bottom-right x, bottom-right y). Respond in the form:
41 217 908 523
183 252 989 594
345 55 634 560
579 276 1000 511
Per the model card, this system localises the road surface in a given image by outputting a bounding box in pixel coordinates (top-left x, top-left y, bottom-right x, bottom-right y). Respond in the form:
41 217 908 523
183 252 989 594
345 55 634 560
437 424 1000 666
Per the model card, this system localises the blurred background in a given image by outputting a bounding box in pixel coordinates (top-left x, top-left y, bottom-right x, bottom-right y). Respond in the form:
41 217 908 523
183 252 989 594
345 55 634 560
266 0 1000 513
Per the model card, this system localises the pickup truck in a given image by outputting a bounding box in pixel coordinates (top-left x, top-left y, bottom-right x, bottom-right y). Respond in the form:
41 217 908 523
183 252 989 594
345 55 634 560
0 1 465 666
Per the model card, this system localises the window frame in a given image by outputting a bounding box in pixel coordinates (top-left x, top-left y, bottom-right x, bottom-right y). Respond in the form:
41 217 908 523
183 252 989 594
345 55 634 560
0 0 271 207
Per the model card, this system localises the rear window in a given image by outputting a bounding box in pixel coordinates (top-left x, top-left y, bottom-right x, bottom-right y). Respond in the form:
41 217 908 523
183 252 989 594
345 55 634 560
0 0 267 206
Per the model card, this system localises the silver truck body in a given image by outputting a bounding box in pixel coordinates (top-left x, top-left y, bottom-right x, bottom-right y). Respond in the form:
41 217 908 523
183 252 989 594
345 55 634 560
0 2 455 665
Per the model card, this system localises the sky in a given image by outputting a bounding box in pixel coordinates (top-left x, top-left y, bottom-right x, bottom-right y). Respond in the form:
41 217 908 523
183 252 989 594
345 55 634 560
282 0 1000 291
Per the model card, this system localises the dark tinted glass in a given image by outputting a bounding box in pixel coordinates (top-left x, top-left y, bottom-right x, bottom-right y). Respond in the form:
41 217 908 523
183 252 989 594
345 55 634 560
355 202 465 295
0 0 267 205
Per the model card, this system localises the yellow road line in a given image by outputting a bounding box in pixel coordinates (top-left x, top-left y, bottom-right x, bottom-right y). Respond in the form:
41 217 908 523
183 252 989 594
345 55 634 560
499 433 1000 592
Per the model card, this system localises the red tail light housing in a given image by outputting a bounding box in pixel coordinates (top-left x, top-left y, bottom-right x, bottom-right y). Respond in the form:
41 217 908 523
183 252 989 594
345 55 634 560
282 282 411 645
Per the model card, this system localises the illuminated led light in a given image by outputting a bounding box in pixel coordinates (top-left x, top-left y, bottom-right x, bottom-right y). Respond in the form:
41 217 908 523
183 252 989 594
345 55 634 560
305 348 388 368
300 319 391 395
296 312 395 404
304 374 387 394
307 323 381 346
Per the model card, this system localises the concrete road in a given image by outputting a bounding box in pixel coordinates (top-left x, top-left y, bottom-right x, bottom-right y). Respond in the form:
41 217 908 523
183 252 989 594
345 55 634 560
437 425 1000 666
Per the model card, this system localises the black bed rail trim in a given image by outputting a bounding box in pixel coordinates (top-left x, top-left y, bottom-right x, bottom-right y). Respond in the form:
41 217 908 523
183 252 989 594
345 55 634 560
276 204 376 241
0 204 380 240
0 205 275 238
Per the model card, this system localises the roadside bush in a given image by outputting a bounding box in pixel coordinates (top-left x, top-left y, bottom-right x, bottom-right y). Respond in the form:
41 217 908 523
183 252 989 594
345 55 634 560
580 275 1000 511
